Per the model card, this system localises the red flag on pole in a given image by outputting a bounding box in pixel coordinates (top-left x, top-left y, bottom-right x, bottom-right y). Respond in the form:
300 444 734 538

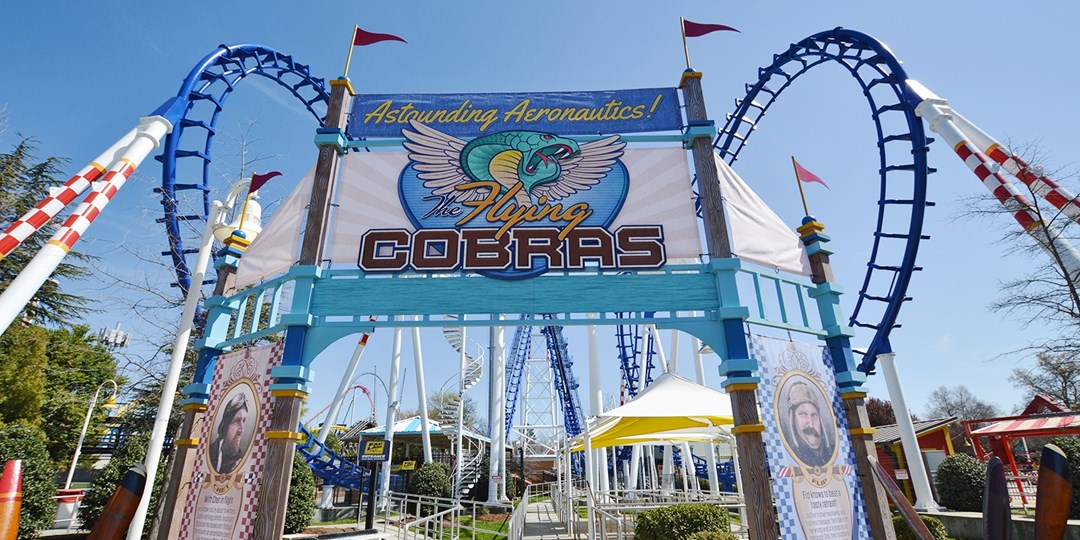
353 26 407 46
682 19 740 37
249 171 282 193
793 158 829 189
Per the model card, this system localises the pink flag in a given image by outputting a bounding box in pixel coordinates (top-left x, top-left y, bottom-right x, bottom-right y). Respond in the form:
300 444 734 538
249 171 282 193
683 19 740 38
793 159 829 189
353 26 407 46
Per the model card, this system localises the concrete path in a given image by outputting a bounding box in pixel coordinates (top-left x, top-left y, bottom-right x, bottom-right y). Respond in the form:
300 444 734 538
522 501 577 540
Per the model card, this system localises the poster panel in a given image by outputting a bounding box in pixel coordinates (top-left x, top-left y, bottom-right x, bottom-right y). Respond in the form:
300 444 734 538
347 88 681 138
749 335 870 539
325 145 700 279
177 342 283 540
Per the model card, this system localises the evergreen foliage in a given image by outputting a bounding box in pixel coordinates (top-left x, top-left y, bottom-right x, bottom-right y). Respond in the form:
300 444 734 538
0 423 56 540
934 453 987 511
686 532 738 540
891 514 949 540
409 461 451 499
284 452 316 534
634 504 731 540
0 326 48 425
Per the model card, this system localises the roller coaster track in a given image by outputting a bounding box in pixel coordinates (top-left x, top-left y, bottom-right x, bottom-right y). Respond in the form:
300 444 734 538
296 423 369 490
157 44 329 294
715 28 934 372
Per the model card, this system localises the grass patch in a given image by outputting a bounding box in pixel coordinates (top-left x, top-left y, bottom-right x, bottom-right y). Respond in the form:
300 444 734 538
458 515 511 540
312 517 359 525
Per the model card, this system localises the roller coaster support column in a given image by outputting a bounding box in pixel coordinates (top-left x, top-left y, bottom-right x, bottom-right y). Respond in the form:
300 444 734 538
680 70 776 540
487 316 507 503
878 352 940 511
379 323 404 507
412 319 434 462
800 217 898 538
253 76 353 540
153 231 248 540
691 337 721 496
0 114 171 337
586 316 609 492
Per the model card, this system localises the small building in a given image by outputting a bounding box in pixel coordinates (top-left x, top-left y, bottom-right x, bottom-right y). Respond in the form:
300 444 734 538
873 417 957 503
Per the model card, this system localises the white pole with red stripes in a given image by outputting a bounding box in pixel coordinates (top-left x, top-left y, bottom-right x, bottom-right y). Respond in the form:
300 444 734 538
948 110 1080 227
0 127 140 259
913 88 1080 284
0 115 172 337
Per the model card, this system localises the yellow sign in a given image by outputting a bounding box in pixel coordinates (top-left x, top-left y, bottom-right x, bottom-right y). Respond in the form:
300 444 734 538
363 441 386 455
400 460 416 471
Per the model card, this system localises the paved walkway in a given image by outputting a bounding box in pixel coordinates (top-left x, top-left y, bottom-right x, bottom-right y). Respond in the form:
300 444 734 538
522 501 576 540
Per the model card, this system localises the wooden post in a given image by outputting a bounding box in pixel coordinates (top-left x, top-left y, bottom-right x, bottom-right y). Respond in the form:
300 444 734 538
799 217 895 539
251 77 353 540
680 71 778 540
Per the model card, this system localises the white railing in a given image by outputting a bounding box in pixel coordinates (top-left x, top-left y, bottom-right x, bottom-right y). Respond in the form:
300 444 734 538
379 490 511 540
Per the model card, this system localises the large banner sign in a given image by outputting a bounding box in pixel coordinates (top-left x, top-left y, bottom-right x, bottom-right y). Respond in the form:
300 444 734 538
347 88 682 138
325 140 700 279
750 335 870 539
178 343 282 540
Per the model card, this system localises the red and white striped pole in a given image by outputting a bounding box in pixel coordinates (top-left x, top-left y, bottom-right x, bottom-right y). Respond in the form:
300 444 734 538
0 128 140 259
915 91 1080 283
0 115 171 336
949 111 1080 227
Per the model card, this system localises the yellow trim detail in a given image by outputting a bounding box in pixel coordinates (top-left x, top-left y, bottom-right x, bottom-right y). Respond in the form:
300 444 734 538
953 140 968 152
175 438 201 447
266 431 304 441
46 240 72 253
730 423 765 434
840 391 868 400
986 143 1000 155
89 161 106 172
329 78 357 96
849 428 876 436
678 70 703 88
182 403 208 412
271 389 309 399
726 383 758 392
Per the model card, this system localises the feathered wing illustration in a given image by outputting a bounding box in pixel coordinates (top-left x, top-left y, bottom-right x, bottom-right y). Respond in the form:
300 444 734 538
531 135 625 202
402 120 491 203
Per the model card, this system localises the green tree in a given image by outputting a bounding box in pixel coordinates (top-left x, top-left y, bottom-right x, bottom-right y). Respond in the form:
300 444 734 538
40 325 121 466
0 325 48 424
934 453 986 511
284 452 316 533
0 422 56 540
0 138 92 326
79 432 164 531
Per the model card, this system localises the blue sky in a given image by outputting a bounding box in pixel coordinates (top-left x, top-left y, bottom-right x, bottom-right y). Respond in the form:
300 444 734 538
3 1 1079 428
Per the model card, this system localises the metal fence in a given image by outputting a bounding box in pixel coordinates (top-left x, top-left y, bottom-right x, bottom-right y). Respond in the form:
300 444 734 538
376 490 513 540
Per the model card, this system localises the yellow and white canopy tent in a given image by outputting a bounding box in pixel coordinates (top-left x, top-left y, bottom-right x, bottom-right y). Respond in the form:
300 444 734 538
570 372 735 450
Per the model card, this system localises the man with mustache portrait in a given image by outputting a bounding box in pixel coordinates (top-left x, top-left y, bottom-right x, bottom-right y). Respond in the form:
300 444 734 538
784 381 835 468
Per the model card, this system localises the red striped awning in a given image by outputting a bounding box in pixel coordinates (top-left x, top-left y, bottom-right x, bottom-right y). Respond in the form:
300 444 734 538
971 414 1080 436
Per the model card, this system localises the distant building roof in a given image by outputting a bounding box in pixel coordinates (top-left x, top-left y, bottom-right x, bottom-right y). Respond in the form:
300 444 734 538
1020 394 1069 416
873 417 956 445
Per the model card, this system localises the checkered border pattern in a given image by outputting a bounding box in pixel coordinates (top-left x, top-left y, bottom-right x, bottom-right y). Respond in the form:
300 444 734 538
177 342 285 540
749 335 870 538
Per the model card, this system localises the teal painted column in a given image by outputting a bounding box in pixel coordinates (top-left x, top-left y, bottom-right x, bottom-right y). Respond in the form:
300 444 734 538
799 216 894 540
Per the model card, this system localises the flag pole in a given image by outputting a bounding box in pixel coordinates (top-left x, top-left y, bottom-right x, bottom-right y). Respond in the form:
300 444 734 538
792 156 811 216
343 25 358 78
235 177 255 234
680 17 691 69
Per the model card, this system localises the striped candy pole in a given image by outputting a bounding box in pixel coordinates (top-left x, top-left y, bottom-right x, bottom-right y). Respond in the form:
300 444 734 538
951 111 1080 227
916 98 1080 283
0 128 139 259
0 116 171 337
0 460 22 540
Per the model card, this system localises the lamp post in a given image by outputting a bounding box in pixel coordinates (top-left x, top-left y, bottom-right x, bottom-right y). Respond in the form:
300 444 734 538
126 176 262 540
64 379 118 489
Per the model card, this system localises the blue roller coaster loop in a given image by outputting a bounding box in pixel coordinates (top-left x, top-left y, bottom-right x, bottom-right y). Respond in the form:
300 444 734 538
541 315 586 438
714 28 934 373
503 318 532 436
157 44 329 295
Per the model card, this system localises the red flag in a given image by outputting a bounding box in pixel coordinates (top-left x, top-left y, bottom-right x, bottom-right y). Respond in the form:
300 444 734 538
249 171 282 193
793 159 829 189
682 19 740 38
353 26 407 46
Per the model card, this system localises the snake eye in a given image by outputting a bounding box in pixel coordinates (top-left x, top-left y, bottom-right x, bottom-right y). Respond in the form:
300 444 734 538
542 134 553 140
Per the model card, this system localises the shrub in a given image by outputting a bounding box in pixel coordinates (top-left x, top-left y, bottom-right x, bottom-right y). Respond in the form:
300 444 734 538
892 513 949 540
1048 437 1080 519
687 532 738 540
935 453 986 511
409 462 451 499
284 452 316 534
0 423 55 540
635 503 731 540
